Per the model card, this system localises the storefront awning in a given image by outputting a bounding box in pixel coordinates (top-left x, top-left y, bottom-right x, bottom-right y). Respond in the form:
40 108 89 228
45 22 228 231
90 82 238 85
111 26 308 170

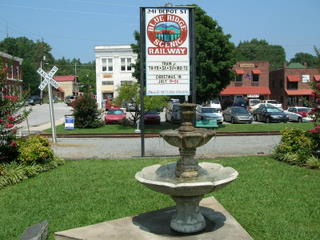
252 69 262 74
234 69 245 75
285 89 313 95
220 86 271 95
314 75 320 81
287 75 300 82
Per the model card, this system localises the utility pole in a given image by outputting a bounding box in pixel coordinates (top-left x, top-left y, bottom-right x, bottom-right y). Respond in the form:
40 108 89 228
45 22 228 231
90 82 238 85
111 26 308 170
40 56 46 99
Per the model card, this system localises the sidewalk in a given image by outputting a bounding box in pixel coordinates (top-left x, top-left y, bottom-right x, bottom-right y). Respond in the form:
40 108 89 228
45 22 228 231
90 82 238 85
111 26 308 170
17 117 65 136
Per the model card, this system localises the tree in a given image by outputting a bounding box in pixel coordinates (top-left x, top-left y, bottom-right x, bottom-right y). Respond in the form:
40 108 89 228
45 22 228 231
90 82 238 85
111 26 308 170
114 83 168 126
0 59 30 162
235 39 286 71
0 37 54 95
289 52 319 67
131 5 236 104
72 93 103 128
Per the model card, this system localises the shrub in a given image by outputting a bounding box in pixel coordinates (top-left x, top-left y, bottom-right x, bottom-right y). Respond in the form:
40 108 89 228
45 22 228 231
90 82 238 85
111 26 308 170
273 128 319 168
17 135 54 164
72 93 103 128
306 155 320 168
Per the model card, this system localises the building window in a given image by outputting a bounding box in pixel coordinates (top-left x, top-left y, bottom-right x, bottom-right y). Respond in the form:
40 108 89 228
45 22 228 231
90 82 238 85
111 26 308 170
102 81 113 85
102 58 113 72
252 74 259 82
235 74 243 82
287 81 298 90
121 58 132 71
121 80 133 86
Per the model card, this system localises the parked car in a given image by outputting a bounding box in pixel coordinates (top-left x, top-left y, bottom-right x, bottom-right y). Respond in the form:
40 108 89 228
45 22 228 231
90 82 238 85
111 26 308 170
253 105 288 123
104 108 126 124
196 106 223 124
165 103 181 123
249 103 274 113
232 97 248 108
207 98 222 109
65 95 77 106
247 99 261 111
284 106 313 122
143 111 161 125
261 100 282 109
223 106 253 124
28 96 42 105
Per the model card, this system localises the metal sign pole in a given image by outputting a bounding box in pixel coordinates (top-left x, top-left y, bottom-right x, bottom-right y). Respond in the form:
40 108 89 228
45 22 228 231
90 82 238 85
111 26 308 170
140 7 146 157
47 84 57 143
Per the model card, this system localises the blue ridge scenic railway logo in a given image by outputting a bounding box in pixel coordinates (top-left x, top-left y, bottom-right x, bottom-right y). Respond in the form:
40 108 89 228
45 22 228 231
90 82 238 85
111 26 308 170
147 14 188 55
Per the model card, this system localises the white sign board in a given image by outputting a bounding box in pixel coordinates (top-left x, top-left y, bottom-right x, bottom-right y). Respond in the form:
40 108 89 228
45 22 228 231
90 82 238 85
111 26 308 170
145 8 190 96
302 74 310 83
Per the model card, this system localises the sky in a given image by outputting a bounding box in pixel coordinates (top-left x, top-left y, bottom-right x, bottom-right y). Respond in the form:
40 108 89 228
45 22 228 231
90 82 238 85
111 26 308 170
0 0 319 63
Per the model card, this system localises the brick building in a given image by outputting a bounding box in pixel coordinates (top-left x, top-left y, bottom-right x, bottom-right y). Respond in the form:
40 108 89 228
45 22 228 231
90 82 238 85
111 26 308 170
53 75 79 98
269 63 320 109
0 51 23 97
220 61 271 106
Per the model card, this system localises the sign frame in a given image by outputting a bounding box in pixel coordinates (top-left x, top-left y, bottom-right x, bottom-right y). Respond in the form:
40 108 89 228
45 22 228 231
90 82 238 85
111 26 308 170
139 6 196 157
142 6 195 97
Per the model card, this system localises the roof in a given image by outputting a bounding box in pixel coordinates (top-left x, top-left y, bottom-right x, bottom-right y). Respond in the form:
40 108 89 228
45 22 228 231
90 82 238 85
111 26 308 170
53 76 77 82
234 69 245 75
220 87 271 95
314 75 320 81
287 63 306 68
285 89 313 95
252 69 262 74
0 51 23 64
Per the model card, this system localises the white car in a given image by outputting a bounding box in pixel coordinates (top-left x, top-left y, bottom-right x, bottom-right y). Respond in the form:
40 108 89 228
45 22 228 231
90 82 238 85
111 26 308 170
261 100 282 109
207 99 222 109
196 105 223 124
284 107 313 122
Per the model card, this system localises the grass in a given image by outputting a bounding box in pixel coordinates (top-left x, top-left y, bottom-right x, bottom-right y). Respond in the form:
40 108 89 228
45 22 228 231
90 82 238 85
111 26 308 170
0 156 319 240
44 122 314 134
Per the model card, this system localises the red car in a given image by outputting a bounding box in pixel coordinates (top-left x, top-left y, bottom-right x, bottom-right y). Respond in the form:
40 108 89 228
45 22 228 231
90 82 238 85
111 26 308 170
143 111 161 125
105 109 126 124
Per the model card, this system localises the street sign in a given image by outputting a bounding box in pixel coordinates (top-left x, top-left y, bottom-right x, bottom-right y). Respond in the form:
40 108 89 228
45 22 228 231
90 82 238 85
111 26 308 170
36 66 59 144
37 66 60 90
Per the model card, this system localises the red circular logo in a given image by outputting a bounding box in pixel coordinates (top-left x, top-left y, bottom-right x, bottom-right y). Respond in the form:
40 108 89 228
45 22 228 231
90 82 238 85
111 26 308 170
147 14 188 48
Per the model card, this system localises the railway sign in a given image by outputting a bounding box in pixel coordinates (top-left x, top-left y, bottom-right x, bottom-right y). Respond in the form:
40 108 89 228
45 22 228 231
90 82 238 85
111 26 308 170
37 66 59 90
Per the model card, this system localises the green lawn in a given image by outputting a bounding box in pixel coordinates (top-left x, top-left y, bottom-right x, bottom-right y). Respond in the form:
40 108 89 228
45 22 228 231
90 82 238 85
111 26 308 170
44 122 314 134
1 156 319 240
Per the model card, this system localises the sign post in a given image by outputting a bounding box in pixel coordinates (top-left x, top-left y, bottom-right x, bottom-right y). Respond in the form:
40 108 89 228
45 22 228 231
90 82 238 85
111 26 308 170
140 5 195 156
37 66 59 144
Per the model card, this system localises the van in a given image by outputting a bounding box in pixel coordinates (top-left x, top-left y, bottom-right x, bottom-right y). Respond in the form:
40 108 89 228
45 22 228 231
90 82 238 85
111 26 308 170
165 103 181 123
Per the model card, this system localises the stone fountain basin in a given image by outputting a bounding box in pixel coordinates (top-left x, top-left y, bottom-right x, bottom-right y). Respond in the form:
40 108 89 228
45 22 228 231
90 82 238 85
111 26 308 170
135 162 238 197
160 129 215 149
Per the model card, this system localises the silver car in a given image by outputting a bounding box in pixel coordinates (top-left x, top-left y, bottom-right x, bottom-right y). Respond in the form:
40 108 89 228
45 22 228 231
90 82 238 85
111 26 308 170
223 107 253 124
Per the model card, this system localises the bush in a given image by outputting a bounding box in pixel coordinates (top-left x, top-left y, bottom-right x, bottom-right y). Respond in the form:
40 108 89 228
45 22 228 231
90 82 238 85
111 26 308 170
17 135 54 164
273 128 319 168
72 93 103 128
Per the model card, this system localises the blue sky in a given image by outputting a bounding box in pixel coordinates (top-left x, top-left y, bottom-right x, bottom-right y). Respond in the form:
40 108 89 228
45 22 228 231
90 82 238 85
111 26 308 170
0 0 319 62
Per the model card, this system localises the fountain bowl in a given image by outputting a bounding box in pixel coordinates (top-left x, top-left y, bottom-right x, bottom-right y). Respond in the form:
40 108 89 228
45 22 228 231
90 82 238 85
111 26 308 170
135 162 238 197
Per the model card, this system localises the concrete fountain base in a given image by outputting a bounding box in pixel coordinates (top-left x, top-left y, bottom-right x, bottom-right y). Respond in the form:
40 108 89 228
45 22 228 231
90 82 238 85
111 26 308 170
54 197 253 240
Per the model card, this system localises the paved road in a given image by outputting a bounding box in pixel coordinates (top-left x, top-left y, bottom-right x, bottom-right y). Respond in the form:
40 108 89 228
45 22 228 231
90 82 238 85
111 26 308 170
17 102 72 135
52 135 281 159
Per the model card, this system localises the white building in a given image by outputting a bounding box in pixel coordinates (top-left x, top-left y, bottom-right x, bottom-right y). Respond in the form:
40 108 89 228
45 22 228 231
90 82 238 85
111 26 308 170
95 45 137 109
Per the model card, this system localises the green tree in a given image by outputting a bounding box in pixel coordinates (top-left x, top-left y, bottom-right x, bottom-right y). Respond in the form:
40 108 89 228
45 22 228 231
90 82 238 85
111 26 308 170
72 93 103 128
131 5 236 104
235 39 286 71
114 83 168 126
0 37 54 95
289 52 319 67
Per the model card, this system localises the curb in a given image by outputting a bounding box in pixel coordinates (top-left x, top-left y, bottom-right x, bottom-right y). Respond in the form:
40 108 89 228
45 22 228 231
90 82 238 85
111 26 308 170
39 131 280 138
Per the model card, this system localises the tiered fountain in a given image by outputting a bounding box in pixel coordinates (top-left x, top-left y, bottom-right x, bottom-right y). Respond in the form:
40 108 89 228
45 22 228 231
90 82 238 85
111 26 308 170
135 103 239 233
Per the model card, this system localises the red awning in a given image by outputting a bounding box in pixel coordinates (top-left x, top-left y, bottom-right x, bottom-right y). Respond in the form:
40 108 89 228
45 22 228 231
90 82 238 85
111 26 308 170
285 89 313 96
287 75 300 82
220 87 271 95
234 69 245 75
252 69 262 74
314 75 320 81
